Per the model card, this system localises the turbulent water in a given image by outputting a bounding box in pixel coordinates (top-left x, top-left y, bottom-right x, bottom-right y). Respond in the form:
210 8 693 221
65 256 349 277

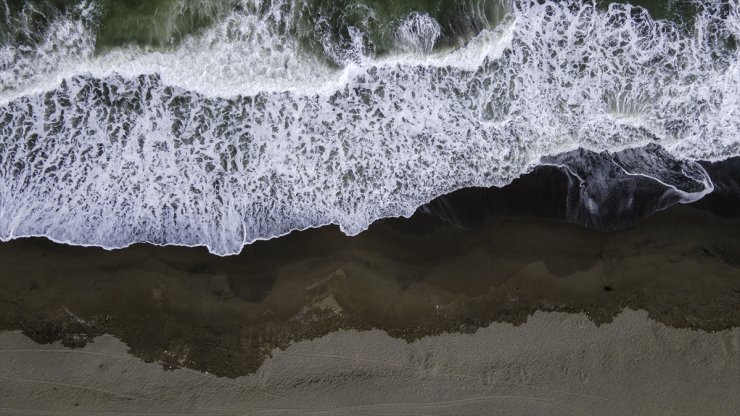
0 0 738 254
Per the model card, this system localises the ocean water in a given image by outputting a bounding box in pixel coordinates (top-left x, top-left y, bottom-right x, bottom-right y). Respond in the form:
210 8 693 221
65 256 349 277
0 0 738 255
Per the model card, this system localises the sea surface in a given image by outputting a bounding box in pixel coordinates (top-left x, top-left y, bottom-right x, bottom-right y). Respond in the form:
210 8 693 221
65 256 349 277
1 0 738 254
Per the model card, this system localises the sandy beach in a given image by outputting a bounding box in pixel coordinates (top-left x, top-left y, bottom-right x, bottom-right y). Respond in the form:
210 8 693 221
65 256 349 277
0 205 738 380
1 309 738 415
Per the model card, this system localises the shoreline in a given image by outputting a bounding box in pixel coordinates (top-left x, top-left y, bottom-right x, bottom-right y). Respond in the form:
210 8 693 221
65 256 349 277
2 153 738 257
1 203 738 377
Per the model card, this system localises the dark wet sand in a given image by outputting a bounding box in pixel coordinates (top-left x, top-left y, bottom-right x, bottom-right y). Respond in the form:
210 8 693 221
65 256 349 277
0 205 738 378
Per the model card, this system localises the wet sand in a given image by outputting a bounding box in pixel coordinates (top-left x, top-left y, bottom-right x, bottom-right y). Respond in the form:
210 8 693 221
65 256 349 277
0 205 738 379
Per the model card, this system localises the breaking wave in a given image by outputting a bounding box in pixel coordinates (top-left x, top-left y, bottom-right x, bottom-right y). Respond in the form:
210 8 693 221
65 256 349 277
0 0 738 254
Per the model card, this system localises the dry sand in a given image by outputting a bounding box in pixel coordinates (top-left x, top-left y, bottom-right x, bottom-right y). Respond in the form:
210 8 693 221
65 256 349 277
0 309 738 415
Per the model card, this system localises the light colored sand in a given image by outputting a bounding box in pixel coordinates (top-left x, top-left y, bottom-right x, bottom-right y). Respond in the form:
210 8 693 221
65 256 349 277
0 309 738 416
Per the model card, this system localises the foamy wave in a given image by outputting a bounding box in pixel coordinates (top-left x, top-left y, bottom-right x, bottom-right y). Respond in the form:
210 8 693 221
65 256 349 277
394 12 442 54
0 0 738 254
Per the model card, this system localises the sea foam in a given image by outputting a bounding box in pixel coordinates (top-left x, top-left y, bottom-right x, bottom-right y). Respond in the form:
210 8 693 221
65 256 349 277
0 0 738 254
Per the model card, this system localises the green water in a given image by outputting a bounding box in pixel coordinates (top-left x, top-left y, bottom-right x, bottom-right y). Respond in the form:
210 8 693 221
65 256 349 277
1 0 508 55
0 0 716 54
95 0 234 49
294 0 508 56
96 0 509 54
0 0 230 48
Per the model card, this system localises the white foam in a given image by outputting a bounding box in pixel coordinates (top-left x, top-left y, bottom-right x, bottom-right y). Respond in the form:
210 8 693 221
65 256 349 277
0 1 97 95
0 0 738 254
394 12 442 54
0 1 513 102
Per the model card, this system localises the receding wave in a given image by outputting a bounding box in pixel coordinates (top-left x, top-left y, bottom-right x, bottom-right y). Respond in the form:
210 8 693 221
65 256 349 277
0 0 738 254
